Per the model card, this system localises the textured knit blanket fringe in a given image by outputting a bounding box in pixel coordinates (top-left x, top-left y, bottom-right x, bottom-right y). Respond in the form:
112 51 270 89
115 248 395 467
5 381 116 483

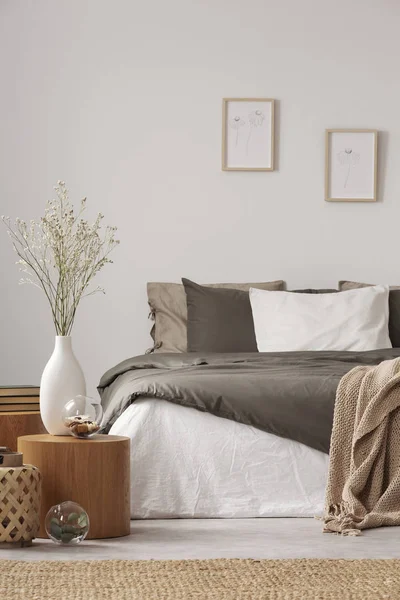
324 356 400 536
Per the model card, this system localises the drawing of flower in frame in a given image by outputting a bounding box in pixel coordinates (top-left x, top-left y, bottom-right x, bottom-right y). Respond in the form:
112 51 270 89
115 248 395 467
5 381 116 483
222 98 275 171
325 129 377 202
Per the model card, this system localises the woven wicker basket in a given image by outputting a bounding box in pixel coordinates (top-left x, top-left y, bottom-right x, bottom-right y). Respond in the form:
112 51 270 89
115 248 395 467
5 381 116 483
0 465 41 546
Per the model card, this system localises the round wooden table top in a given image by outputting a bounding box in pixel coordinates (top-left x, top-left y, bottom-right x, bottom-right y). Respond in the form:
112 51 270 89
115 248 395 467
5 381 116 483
18 434 129 444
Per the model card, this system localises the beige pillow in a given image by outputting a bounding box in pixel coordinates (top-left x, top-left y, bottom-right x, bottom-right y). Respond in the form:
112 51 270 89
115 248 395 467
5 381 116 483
339 281 373 291
339 281 400 291
147 280 285 353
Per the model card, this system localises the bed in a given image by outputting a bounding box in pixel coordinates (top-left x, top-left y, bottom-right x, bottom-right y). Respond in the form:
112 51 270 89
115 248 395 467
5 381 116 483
99 349 400 519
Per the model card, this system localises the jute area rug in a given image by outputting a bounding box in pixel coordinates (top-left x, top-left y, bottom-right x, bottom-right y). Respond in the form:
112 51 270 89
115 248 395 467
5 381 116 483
1 558 400 600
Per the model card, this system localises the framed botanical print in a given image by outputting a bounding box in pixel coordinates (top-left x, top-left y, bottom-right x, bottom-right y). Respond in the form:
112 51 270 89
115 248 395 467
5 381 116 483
325 129 378 202
222 98 275 171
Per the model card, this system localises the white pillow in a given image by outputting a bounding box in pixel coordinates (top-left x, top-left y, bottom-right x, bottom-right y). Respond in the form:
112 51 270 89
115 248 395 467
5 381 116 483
249 285 391 352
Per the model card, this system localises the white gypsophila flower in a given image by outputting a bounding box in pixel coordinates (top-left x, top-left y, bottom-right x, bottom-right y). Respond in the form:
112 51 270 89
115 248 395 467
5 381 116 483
2 182 119 336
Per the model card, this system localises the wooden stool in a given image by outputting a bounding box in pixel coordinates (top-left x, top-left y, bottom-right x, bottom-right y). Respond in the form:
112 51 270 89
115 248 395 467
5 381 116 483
18 434 130 539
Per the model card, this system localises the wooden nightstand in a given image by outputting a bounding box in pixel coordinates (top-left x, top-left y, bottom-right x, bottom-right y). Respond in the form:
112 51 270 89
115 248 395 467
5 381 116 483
0 412 46 451
18 434 131 539
0 386 45 451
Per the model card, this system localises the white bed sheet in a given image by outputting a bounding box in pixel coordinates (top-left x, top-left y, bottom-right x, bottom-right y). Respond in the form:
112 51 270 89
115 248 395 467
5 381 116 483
110 398 329 519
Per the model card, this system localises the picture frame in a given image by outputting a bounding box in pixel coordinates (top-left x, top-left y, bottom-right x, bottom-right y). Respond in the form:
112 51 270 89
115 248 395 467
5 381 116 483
222 98 275 171
325 129 378 202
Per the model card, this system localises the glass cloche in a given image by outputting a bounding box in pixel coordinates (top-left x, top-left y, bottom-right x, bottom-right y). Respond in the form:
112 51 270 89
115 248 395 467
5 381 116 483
62 395 103 438
45 501 89 544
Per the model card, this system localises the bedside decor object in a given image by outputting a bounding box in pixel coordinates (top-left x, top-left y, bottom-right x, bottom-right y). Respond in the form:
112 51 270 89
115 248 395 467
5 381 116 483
45 501 89 544
2 181 119 435
0 385 40 413
325 129 378 202
0 447 41 547
222 98 275 171
18 434 130 539
62 395 103 438
40 336 86 435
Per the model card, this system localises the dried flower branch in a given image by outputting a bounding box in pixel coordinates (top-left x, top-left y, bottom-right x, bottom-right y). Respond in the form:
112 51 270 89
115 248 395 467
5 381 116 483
2 181 119 335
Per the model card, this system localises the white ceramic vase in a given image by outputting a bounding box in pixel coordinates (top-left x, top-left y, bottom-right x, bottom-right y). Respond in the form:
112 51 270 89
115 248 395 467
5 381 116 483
40 336 86 435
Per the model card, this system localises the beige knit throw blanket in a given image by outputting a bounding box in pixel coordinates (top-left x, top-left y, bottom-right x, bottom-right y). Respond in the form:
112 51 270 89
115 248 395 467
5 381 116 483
324 357 400 536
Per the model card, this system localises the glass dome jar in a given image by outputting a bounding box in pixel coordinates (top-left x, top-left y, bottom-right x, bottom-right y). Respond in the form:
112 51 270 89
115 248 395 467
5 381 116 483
45 501 89 544
62 395 103 438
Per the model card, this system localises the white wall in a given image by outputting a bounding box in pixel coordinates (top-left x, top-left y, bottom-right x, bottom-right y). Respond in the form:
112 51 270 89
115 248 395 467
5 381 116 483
1 0 400 394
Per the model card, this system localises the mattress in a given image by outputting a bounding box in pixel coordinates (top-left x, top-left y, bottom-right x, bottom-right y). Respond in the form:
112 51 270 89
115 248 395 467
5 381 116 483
109 398 329 519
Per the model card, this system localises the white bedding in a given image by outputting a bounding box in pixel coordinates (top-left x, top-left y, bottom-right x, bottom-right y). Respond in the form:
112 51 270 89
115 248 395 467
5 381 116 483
109 398 329 519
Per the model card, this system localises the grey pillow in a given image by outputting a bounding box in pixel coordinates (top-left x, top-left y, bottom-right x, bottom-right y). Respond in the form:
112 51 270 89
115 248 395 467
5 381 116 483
293 288 337 294
182 278 258 353
339 281 400 347
147 279 285 353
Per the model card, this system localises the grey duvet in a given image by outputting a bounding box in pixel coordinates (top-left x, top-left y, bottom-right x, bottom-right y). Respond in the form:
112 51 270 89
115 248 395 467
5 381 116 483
98 349 400 454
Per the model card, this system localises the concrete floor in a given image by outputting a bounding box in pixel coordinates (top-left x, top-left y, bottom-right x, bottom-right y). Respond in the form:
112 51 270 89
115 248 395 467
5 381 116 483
1 519 400 561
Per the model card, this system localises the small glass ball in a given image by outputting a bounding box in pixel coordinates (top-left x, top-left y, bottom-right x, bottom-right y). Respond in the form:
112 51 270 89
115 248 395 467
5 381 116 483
45 501 89 545
62 395 103 438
